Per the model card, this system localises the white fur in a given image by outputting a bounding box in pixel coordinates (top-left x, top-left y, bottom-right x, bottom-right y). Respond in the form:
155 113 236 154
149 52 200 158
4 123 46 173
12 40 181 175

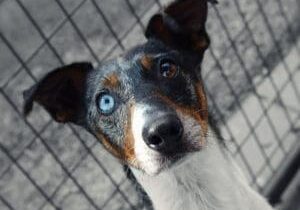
132 104 168 175
132 103 204 175
130 126 274 210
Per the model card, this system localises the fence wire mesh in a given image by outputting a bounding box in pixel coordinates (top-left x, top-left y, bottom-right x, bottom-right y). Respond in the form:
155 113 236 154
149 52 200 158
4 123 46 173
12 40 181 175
0 0 299 209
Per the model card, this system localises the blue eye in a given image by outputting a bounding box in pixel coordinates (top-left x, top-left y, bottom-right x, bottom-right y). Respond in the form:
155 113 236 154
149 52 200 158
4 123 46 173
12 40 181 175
97 93 115 115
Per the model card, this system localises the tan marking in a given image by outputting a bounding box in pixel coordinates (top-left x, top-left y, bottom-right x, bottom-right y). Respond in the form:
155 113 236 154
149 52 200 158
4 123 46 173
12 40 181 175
140 55 153 71
191 33 209 51
95 103 139 168
194 81 209 146
95 131 123 159
123 103 139 168
103 73 120 89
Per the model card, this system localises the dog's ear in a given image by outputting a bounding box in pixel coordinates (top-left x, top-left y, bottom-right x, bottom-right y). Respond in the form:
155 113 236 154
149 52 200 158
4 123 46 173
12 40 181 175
23 62 93 125
146 0 213 67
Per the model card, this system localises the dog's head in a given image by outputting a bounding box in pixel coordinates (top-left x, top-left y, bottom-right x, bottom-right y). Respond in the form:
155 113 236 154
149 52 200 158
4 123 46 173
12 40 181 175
23 0 212 175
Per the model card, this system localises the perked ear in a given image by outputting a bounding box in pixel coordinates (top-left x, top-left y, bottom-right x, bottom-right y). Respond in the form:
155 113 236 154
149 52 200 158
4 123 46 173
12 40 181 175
23 62 93 125
146 0 216 65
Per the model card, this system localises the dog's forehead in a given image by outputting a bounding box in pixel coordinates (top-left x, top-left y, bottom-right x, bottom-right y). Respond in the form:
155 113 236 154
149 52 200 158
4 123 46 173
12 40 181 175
98 40 169 70
92 56 134 83
99 57 133 74
89 40 179 99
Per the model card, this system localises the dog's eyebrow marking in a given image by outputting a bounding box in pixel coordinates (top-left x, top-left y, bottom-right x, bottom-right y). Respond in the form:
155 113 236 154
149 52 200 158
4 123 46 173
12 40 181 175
103 73 120 89
140 55 153 71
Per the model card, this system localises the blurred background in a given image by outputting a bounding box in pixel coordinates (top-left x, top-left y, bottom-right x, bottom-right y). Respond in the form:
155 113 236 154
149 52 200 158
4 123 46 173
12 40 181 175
0 0 299 209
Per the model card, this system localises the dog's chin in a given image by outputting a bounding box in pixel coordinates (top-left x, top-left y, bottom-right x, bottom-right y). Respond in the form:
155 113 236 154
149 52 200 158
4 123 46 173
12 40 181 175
143 147 201 176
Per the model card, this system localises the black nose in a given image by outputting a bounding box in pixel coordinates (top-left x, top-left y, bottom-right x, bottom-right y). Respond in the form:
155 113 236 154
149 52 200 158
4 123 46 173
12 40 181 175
142 114 183 152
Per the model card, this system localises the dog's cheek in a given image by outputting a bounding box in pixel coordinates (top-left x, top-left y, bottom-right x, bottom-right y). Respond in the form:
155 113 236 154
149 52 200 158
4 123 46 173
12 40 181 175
155 90 208 147
95 131 124 159
177 112 203 149
193 82 209 143
89 106 128 161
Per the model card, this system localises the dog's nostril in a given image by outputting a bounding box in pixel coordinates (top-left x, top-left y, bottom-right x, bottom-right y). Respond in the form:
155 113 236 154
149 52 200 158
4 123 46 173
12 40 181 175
148 135 164 148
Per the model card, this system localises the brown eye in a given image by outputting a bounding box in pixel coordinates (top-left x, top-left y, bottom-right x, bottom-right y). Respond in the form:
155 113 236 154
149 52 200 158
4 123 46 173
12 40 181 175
160 59 178 78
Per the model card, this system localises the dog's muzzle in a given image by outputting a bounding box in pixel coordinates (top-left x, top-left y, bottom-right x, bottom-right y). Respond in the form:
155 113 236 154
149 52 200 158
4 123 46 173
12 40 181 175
142 113 184 153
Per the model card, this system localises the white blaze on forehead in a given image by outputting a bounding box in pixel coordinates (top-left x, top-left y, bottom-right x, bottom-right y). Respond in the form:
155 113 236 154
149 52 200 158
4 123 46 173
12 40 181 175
132 104 162 175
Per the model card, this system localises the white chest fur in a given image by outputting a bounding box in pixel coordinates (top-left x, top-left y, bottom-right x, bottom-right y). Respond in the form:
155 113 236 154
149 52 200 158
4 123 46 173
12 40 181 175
131 136 273 210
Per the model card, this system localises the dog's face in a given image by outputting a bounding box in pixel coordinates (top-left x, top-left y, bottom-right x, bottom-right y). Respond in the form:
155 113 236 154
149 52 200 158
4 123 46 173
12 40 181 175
23 0 211 175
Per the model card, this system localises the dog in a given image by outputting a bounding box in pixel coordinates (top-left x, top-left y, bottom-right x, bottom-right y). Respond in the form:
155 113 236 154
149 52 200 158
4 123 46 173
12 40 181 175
23 0 274 209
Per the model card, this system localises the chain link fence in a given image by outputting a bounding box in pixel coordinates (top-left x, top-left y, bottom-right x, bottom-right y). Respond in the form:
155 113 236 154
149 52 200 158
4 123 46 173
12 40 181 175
0 0 299 209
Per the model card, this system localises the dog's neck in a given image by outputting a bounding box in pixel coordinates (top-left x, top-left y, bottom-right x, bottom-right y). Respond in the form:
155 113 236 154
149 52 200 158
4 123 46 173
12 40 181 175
130 127 273 210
